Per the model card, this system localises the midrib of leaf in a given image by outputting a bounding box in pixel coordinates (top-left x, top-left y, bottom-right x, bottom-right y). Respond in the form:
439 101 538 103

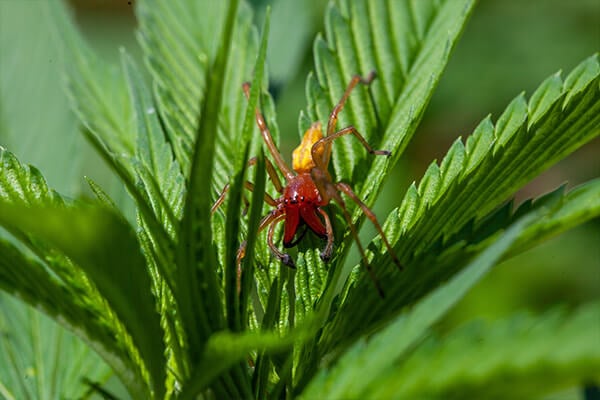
174 0 240 383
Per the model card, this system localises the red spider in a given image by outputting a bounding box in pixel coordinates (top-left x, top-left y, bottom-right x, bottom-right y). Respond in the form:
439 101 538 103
213 72 402 295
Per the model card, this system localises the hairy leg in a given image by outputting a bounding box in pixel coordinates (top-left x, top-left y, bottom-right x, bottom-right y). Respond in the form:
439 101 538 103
317 208 334 262
242 83 294 180
211 181 277 215
336 182 403 271
311 125 390 170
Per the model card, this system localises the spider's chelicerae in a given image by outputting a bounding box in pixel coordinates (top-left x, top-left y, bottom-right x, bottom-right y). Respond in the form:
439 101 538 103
213 72 402 295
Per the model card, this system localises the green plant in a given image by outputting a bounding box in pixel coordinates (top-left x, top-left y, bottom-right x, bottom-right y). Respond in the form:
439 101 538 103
0 0 598 398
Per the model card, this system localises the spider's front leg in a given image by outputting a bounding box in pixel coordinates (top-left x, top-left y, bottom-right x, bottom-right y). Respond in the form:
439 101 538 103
267 212 296 268
317 207 334 262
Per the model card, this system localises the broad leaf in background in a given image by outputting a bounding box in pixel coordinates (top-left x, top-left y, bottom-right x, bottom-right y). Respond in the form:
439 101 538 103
0 295 115 400
367 301 600 399
0 1 81 195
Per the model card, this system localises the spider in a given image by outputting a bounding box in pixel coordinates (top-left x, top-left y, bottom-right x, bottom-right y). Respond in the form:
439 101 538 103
212 71 402 295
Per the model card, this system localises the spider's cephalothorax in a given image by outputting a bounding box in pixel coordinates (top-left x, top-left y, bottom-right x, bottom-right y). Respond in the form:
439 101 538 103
212 72 402 296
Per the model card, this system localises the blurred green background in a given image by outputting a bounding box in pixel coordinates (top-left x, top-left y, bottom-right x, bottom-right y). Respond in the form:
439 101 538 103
0 0 598 395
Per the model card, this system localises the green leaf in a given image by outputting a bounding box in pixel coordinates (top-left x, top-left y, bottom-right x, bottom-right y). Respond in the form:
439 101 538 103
305 0 475 193
404 55 600 255
0 147 62 206
121 51 184 231
49 4 134 161
137 0 266 191
224 9 270 333
179 324 304 400
0 294 113 400
0 237 145 399
510 178 600 255
296 0 476 318
300 214 534 399
367 302 600 399
0 203 166 398
324 54 600 354
171 4 245 397
0 148 152 397
48 1 175 278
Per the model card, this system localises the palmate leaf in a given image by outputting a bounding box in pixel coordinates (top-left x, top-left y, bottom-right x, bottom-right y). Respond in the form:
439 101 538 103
300 214 535 399
137 0 270 191
0 202 166 399
48 2 178 295
367 302 600 399
0 148 153 397
322 54 600 353
294 0 476 318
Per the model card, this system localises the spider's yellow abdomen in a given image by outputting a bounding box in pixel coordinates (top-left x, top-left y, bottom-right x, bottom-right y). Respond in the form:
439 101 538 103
292 122 324 173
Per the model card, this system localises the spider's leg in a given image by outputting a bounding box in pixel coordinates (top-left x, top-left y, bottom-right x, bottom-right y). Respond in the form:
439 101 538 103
311 125 390 170
211 181 277 215
267 213 296 268
316 177 384 297
248 156 284 193
317 208 334 262
211 153 282 215
235 208 285 291
336 182 403 271
315 72 377 169
326 71 376 137
242 83 294 180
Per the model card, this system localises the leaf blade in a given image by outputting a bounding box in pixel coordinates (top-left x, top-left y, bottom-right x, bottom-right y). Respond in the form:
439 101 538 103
301 214 534 399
